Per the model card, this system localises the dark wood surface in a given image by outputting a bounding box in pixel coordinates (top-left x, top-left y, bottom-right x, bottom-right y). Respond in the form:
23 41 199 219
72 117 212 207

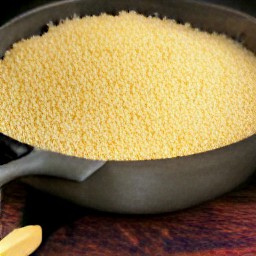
2 178 256 255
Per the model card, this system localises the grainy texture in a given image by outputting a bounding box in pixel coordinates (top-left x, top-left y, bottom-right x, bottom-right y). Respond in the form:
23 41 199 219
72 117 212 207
2 180 256 255
0 12 255 160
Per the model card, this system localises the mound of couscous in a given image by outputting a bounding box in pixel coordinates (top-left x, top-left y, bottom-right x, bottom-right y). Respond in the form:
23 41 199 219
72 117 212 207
0 12 255 160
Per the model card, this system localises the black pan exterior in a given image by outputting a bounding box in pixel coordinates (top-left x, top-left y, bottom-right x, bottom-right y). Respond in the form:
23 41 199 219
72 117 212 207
0 133 33 165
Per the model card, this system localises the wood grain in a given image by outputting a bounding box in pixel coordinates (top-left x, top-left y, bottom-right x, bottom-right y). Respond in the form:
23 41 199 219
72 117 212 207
2 177 256 255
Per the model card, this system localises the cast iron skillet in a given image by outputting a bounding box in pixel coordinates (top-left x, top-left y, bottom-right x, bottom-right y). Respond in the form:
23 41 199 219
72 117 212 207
0 0 256 214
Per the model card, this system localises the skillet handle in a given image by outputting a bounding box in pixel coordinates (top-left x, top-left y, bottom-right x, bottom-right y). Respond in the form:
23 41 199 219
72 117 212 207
0 134 106 187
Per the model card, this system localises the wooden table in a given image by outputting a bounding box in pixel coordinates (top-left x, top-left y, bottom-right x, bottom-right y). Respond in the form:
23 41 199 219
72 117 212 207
2 176 256 256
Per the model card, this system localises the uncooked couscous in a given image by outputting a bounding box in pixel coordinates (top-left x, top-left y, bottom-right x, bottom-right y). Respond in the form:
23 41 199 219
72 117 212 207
0 12 255 160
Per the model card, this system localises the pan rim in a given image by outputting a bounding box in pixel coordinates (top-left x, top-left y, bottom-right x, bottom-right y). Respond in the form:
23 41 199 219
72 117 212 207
1 0 256 30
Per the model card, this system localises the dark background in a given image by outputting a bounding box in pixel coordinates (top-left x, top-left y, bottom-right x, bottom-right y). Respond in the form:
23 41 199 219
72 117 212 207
1 0 256 26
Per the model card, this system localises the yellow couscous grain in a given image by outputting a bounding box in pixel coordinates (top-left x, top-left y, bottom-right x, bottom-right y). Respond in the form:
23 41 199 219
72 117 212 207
0 12 255 160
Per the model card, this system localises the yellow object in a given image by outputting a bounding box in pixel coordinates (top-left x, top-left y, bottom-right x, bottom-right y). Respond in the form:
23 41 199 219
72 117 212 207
0 225 42 256
0 12 255 160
